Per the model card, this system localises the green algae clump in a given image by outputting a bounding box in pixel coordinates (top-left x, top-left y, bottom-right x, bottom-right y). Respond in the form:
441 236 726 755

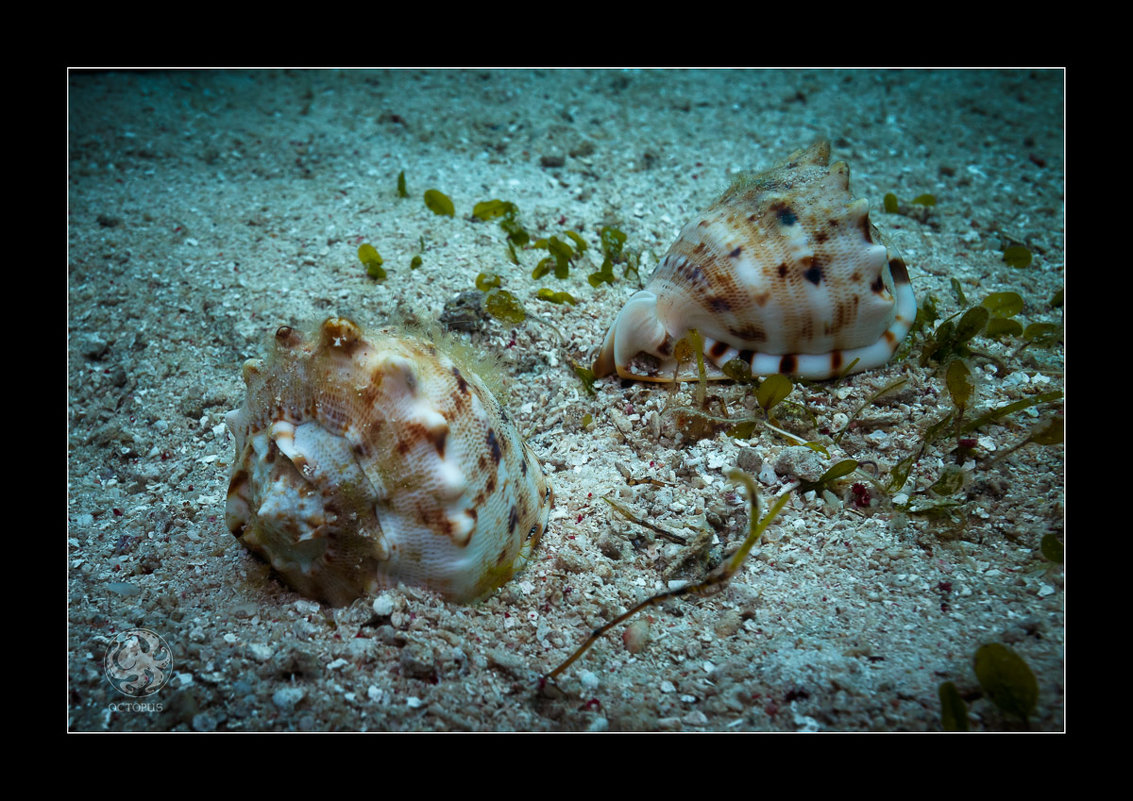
358 243 386 281
424 189 455 217
485 289 525 325
974 643 1038 722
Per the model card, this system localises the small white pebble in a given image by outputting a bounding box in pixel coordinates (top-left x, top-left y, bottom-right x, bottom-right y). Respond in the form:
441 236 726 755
372 595 394 616
622 619 651 654
794 713 821 732
272 687 305 711
683 710 709 726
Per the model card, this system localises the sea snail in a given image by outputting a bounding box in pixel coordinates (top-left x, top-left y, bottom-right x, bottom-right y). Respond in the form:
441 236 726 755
593 140 917 382
225 317 553 606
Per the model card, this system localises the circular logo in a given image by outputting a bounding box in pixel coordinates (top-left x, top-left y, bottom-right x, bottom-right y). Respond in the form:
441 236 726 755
104 628 173 697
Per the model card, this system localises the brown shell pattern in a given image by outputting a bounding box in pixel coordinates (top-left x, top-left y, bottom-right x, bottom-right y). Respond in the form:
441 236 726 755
593 140 917 381
225 317 553 606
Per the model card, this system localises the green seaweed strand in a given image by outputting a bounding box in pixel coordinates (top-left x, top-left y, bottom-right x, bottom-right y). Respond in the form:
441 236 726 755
545 469 790 681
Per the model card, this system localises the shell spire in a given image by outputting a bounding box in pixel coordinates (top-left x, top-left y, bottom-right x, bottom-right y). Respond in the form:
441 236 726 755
593 140 917 381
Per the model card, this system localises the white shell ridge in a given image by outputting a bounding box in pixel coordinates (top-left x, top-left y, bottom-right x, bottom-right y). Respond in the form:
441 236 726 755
225 317 553 606
593 140 917 381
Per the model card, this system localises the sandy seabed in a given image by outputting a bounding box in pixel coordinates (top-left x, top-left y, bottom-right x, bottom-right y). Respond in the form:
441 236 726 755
68 68 1064 732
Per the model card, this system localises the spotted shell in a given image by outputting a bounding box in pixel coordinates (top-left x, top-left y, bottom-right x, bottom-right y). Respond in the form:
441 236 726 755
224 317 553 606
593 140 917 381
